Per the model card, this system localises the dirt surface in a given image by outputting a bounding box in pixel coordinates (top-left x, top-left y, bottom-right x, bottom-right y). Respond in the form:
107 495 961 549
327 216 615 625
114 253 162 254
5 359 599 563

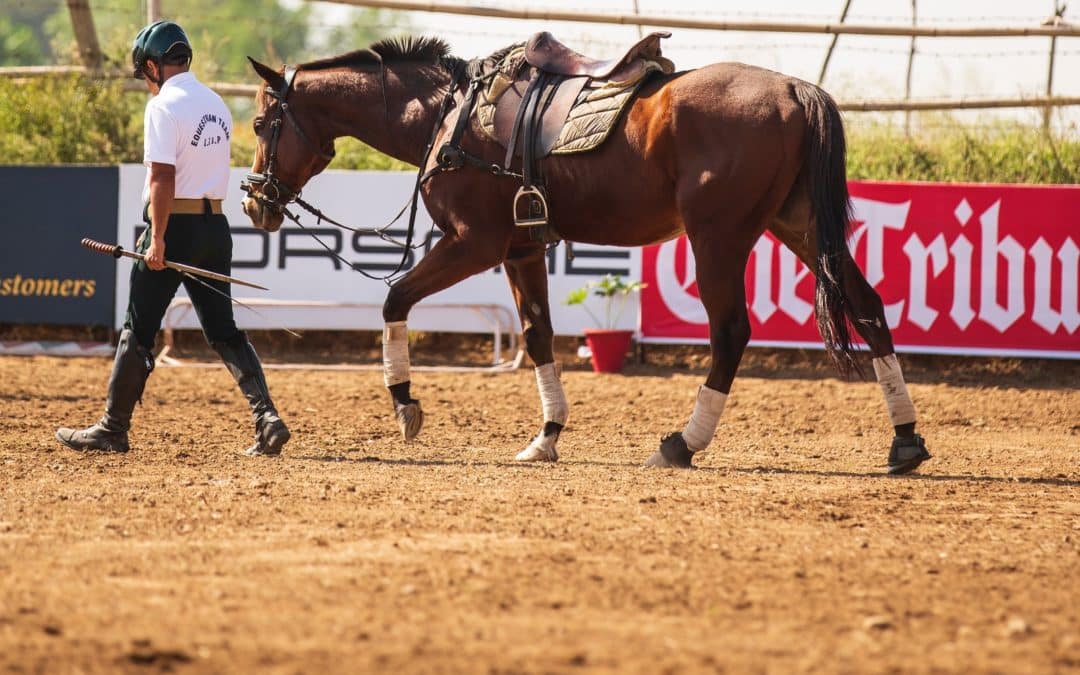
1 344 1078 674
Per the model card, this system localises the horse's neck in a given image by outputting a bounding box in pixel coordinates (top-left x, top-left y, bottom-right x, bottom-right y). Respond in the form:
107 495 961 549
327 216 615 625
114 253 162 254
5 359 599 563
334 65 452 167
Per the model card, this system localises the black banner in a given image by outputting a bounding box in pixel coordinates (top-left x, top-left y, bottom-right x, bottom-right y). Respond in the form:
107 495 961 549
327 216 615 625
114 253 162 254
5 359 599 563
0 166 118 326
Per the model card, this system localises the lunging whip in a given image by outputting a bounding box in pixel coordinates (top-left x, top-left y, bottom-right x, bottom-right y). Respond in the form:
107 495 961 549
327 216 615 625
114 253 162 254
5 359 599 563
81 238 301 338
81 238 268 290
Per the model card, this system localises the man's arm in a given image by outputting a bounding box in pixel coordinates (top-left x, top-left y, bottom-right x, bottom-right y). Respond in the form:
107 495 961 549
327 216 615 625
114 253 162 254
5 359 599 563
145 162 175 271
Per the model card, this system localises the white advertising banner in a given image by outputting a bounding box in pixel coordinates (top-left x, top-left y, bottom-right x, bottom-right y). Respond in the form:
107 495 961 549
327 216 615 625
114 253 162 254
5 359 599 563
116 165 640 336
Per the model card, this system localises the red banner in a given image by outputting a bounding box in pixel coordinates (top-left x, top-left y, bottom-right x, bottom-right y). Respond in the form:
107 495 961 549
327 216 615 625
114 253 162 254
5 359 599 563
640 181 1080 359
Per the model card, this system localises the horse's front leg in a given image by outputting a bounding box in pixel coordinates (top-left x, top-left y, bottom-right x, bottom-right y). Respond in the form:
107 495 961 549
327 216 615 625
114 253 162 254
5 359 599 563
382 231 506 441
503 246 565 462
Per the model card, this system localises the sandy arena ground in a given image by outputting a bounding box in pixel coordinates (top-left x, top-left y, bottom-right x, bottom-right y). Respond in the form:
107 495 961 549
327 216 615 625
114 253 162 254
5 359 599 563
0 341 1077 674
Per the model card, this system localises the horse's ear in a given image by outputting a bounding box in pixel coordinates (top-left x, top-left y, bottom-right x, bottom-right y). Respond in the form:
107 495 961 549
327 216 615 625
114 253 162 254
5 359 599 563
248 56 285 90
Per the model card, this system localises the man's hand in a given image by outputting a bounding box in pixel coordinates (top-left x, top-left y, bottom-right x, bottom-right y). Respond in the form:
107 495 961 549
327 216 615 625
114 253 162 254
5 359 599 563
145 237 166 271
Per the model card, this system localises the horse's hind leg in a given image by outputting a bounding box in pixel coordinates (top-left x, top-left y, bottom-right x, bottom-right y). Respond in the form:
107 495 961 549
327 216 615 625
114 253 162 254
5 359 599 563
503 246 566 462
644 238 753 469
382 231 506 441
771 216 931 474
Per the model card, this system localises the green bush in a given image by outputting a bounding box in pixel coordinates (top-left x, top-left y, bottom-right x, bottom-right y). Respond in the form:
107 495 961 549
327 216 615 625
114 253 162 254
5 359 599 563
0 76 142 164
847 120 1080 184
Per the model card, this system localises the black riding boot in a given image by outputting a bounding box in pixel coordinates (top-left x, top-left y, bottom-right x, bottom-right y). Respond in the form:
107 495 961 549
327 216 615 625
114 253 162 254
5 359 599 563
213 332 290 456
56 329 154 453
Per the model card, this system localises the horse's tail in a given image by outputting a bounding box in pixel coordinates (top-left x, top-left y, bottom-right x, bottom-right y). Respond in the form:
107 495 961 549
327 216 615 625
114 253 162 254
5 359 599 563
791 80 861 378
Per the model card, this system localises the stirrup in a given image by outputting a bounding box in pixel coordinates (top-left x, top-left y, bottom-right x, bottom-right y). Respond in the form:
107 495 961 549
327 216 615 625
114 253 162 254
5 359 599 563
513 186 549 228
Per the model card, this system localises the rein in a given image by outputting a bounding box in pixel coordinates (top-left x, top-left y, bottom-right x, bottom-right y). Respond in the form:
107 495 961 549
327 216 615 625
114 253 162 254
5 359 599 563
242 60 461 283
241 57 527 284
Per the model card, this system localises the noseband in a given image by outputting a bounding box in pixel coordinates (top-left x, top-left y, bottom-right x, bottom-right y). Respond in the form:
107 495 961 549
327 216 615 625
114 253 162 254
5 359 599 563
241 65 336 213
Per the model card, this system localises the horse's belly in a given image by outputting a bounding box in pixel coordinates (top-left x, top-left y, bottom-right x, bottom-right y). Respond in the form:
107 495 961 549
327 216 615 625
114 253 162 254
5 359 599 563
542 130 681 247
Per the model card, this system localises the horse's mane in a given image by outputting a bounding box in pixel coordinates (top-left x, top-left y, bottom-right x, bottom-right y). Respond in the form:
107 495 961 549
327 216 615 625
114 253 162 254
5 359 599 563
299 35 464 72
483 41 523 65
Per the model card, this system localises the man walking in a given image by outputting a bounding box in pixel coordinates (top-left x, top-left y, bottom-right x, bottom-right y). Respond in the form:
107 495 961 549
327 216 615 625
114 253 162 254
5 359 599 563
56 20 290 457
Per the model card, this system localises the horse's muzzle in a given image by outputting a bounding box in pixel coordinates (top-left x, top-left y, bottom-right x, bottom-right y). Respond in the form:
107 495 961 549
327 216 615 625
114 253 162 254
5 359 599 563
240 173 288 232
241 196 284 232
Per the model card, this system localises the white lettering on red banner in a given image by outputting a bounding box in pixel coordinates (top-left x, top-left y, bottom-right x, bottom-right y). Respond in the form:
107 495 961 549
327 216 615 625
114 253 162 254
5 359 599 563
641 181 1080 359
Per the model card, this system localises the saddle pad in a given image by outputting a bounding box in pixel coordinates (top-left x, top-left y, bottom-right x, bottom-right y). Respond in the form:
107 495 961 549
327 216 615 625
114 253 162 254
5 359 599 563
549 67 661 155
475 46 526 141
475 48 669 156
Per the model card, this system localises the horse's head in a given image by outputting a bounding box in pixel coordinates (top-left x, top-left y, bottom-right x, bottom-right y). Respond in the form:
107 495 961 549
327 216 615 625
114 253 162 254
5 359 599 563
241 58 337 232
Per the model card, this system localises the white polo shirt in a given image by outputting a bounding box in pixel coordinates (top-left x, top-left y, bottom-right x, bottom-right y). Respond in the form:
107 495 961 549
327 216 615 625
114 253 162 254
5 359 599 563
142 71 232 201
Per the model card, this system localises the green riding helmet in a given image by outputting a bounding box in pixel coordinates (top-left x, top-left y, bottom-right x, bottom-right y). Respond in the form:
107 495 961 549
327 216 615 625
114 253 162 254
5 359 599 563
131 20 192 83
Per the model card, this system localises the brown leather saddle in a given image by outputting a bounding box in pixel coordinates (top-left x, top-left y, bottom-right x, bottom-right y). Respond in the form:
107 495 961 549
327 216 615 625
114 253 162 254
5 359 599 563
485 31 671 233
526 30 669 79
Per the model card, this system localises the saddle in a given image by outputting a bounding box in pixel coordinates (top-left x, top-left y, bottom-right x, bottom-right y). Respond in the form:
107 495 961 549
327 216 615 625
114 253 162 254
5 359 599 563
466 31 673 237
525 30 669 79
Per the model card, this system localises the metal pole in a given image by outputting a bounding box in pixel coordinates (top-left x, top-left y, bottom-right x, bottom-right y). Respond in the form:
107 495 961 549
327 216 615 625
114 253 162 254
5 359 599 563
148 0 162 23
65 0 103 70
4 66 1078 111
905 0 917 135
1046 35 1058 129
1044 1 1065 129
306 0 1080 38
632 0 643 39
817 0 853 86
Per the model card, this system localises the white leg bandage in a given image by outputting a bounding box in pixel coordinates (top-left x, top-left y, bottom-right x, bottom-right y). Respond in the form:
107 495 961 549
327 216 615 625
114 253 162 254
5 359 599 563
681 385 728 453
382 321 411 387
535 363 569 426
873 353 917 426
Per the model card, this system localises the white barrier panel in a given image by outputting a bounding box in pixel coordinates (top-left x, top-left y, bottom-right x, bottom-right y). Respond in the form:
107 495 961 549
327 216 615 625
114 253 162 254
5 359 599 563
116 166 640 335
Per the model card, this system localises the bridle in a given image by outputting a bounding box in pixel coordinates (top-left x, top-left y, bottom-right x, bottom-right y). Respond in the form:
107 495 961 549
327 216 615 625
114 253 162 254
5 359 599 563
241 65 336 214
238 57 528 283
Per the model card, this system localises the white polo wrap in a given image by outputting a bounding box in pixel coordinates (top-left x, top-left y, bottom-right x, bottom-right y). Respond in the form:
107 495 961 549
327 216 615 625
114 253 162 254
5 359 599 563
682 385 728 452
382 321 411 387
873 353 917 426
535 363 569 425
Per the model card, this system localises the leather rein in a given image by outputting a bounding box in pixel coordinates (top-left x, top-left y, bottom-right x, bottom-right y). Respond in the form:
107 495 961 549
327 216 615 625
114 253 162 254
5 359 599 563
241 58 497 283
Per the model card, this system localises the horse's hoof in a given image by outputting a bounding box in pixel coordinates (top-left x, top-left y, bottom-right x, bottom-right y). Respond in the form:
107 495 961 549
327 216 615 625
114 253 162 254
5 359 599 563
395 402 424 442
887 433 931 475
643 432 694 469
514 437 558 463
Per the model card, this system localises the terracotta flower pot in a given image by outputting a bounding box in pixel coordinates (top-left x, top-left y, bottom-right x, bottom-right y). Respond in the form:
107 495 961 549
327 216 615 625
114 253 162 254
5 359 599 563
583 328 634 373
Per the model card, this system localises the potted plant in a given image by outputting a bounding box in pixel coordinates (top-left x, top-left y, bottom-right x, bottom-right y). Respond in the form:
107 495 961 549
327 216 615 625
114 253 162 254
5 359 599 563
564 274 645 373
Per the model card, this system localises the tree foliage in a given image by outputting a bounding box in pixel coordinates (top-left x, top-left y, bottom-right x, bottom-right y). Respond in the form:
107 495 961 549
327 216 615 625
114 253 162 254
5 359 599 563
1 1 407 81
0 76 141 164
0 2 54 66
0 15 45 66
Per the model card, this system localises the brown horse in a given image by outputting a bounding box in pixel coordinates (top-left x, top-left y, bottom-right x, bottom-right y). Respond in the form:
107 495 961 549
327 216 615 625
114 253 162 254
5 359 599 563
242 36 931 474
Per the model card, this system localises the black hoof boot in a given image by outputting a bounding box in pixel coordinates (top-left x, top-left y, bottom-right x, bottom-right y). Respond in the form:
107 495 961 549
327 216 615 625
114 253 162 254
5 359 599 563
245 413 291 457
887 433 931 475
643 432 695 469
55 425 129 453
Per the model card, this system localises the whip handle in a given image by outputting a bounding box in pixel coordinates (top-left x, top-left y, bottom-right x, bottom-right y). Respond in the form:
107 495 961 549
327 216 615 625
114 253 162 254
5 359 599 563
81 238 124 259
